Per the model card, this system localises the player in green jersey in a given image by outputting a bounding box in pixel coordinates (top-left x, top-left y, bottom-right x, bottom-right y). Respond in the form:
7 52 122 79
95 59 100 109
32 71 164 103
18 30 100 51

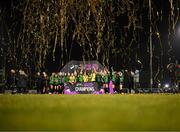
58 72 64 94
49 72 55 94
53 73 60 94
102 70 109 93
78 71 83 82
111 72 117 89
96 72 102 90
63 72 70 83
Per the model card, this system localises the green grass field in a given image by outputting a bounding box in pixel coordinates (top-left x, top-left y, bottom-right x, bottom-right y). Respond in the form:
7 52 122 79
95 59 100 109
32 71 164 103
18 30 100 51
0 94 180 131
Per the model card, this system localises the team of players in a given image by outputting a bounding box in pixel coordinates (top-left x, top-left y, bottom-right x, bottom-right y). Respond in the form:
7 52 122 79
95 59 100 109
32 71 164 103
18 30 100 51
7 68 139 94
47 69 138 94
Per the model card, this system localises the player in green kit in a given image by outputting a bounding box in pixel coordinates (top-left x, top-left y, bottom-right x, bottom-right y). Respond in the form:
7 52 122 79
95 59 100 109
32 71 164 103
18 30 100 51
102 70 109 93
112 72 116 88
96 71 102 90
58 72 64 94
49 72 55 94
78 71 83 82
63 72 70 83
53 73 60 94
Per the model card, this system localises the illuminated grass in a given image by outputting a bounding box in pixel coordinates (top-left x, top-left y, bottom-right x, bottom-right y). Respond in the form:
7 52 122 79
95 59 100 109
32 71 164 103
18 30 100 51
0 94 180 131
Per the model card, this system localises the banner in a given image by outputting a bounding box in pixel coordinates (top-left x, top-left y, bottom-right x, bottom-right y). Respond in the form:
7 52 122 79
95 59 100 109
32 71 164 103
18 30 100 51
64 82 99 94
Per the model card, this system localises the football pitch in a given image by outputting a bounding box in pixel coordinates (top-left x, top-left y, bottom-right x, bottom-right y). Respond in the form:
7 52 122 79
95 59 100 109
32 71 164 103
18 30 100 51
0 94 180 131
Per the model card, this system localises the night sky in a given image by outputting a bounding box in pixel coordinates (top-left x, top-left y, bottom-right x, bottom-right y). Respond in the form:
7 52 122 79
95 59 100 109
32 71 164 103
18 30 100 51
0 0 180 75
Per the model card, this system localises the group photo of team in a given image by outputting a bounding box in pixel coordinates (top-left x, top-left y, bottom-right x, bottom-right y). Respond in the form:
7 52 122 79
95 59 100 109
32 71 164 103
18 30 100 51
6 61 180 95
7 64 140 95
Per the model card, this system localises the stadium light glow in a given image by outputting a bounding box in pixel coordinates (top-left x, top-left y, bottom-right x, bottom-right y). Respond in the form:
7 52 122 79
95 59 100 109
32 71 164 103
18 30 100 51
175 84 178 88
164 84 169 88
158 83 161 87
